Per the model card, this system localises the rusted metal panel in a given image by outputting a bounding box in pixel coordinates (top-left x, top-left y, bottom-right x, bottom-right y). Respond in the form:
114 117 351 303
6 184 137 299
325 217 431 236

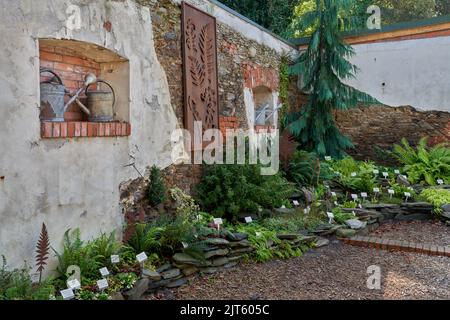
182 2 219 149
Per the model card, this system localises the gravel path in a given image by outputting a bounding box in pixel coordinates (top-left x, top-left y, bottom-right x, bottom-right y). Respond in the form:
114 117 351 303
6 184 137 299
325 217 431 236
148 221 450 300
371 220 450 246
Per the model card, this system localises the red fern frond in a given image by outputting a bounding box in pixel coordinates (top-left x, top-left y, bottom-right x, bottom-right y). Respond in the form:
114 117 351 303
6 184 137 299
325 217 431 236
35 223 50 276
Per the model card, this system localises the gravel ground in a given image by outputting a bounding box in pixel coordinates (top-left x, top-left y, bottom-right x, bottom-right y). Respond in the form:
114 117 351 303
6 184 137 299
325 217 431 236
148 221 450 300
371 220 450 246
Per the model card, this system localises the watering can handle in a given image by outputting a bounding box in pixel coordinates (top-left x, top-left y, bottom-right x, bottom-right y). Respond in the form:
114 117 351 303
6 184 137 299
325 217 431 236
39 68 63 85
85 80 116 116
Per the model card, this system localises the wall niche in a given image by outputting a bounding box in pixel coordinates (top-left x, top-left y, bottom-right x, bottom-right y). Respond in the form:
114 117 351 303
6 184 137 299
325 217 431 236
39 38 131 138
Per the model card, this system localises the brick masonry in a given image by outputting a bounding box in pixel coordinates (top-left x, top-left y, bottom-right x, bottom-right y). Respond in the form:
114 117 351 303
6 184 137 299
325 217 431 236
343 235 450 257
40 44 101 121
41 121 131 138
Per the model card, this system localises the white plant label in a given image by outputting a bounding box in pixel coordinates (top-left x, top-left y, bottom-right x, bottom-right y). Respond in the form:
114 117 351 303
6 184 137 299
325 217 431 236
136 252 148 264
111 255 120 264
394 170 400 175
97 278 109 291
331 192 337 197
213 218 223 226
361 192 368 198
66 279 81 290
245 216 253 223
292 200 300 207
60 288 75 300
303 208 308 214
351 172 357 177
373 188 380 193
382 172 389 178
358 204 363 209
388 189 395 195
373 170 379 175
326 212 334 223
437 179 444 185
99 267 110 278
325 156 332 161
182 242 189 248
281 205 286 209
334 201 339 206
351 194 358 200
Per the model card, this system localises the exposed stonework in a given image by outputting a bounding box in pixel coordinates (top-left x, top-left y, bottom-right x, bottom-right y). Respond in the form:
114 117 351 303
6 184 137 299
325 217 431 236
335 105 450 164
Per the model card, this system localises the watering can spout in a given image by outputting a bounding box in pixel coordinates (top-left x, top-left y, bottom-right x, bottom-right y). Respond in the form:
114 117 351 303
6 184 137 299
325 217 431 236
63 73 97 113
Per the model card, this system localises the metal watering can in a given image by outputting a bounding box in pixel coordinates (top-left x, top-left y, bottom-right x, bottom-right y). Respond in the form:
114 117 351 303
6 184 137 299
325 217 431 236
40 69 66 121
85 80 116 122
40 69 95 121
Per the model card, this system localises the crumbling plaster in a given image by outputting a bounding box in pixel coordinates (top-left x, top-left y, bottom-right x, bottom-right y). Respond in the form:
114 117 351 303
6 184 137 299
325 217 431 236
0 0 179 269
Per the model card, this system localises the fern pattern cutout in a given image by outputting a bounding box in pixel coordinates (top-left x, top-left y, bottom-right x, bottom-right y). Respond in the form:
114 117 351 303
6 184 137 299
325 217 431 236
35 222 50 283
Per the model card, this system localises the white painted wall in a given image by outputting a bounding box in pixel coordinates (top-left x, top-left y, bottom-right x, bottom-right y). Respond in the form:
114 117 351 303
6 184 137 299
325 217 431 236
175 0 297 56
0 0 179 271
347 35 450 112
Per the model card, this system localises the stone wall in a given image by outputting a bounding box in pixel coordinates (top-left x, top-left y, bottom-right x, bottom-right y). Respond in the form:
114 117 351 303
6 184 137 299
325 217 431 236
336 105 450 164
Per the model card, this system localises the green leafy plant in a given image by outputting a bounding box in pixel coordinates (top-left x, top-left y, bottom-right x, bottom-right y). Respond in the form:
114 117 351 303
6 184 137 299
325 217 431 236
332 207 355 224
148 165 167 206
286 0 376 158
196 163 295 221
124 224 163 256
285 150 336 187
419 188 450 214
392 137 450 185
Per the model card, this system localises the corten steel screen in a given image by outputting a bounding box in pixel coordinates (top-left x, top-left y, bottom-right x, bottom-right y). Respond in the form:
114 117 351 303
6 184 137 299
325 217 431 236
182 2 219 150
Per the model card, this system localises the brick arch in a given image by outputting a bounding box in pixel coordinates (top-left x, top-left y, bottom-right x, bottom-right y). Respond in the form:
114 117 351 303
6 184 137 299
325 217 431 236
243 63 279 91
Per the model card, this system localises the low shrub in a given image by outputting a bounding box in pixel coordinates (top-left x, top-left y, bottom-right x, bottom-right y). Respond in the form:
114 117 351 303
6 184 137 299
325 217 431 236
419 188 450 214
148 165 166 206
195 163 296 222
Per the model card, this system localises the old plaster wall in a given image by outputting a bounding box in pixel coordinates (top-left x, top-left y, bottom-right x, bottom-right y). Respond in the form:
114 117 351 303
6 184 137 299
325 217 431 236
0 0 179 269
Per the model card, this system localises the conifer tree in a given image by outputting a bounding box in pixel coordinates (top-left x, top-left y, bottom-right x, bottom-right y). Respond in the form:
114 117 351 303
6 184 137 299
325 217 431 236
148 165 166 206
287 0 376 158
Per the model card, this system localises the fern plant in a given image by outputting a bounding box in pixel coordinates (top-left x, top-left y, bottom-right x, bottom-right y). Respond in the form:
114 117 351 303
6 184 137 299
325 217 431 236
392 137 450 185
35 223 50 283
124 224 163 256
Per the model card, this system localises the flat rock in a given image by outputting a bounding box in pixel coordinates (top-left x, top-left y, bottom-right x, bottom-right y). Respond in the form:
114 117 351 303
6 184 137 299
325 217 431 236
441 212 450 220
228 239 252 248
211 257 229 267
172 253 207 266
156 263 172 273
204 238 230 246
123 278 149 300
441 204 450 212
161 268 181 279
182 266 198 276
142 269 162 281
336 228 357 238
200 267 219 274
110 292 125 300
277 234 298 240
148 279 171 291
343 208 383 219
345 219 367 230
364 203 399 210
224 262 238 269
314 237 329 248
230 247 254 255
227 232 248 241
166 277 188 288
204 248 229 259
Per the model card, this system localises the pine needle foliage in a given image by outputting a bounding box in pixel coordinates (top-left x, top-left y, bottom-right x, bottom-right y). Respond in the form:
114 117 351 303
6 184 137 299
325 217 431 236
287 0 377 158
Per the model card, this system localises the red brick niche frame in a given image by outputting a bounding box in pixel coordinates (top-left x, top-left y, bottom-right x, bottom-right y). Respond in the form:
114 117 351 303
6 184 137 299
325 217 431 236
242 63 279 133
39 38 131 139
